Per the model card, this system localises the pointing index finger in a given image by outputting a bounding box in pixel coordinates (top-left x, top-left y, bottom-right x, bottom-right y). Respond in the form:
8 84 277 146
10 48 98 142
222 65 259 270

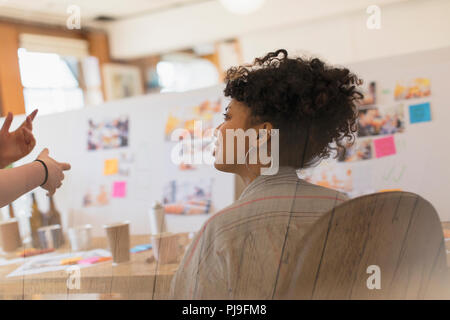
29 109 38 121
58 162 71 171
1 112 13 133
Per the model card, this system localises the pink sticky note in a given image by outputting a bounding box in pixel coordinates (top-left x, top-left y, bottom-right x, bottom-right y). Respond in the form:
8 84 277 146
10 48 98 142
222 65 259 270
374 136 396 158
112 181 127 198
77 257 100 265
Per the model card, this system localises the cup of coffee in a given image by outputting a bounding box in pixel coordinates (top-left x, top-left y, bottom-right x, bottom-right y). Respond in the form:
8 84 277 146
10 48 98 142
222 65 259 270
103 221 130 265
68 224 92 251
0 219 22 252
151 232 180 264
37 224 64 249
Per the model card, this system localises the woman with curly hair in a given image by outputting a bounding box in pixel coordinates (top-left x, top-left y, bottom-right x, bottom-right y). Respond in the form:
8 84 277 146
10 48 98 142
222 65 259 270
170 49 363 299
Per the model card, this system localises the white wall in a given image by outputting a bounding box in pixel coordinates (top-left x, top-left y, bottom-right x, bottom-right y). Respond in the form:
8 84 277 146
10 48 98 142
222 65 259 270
106 0 407 60
240 0 450 64
106 0 450 64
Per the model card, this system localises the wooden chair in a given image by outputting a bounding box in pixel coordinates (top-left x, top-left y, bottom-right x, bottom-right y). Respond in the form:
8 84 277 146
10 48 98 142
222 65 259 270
276 191 450 299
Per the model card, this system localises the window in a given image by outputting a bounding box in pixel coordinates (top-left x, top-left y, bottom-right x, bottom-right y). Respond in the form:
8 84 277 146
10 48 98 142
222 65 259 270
18 48 84 115
156 56 219 93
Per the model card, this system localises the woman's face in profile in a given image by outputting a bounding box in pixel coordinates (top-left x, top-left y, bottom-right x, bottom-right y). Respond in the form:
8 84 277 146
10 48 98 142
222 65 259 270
213 99 252 174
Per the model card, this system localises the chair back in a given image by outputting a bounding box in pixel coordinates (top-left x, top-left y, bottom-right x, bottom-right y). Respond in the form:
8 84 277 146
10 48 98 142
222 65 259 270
276 191 449 299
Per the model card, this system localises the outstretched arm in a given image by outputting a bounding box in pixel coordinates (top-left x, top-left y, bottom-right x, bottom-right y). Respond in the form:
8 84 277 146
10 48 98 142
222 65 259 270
0 162 44 207
0 148 71 207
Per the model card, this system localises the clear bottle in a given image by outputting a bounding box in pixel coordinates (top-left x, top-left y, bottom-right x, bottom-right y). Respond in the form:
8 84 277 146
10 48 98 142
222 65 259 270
30 193 43 248
46 195 64 244
46 195 62 226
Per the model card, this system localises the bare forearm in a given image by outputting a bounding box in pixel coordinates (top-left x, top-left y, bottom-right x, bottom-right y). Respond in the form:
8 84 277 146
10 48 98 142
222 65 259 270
0 162 45 207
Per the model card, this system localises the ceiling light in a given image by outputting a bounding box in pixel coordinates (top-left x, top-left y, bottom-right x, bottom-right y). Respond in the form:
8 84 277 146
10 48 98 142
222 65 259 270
219 0 266 15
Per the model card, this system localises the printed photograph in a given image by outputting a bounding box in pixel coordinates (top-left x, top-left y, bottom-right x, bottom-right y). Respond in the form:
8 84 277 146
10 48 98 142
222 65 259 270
82 185 110 207
337 139 373 162
299 162 353 194
357 104 405 137
162 178 213 215
360 81 377 106
394 77 431 100
170 138 215 171
87 116 129 150
164 99 222 141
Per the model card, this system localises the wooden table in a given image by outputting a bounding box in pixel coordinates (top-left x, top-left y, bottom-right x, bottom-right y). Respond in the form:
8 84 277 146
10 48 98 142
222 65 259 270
0 234 190 300
0 226 449 300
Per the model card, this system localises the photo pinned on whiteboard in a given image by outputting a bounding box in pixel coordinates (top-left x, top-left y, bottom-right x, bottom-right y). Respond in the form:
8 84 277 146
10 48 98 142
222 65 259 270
83 185 110 207
162 178 213 215
298 162 353 194
164 98 223 141
170 138 215 171
87 116 129 151
394 78 431 101
298 161 376 198
337 139 373 162
359 81 377 106
357 104 405 137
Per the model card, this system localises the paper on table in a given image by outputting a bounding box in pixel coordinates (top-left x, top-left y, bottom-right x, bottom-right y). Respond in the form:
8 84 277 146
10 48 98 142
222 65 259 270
0 257 27 267
7 249 111 278
0 250 58 266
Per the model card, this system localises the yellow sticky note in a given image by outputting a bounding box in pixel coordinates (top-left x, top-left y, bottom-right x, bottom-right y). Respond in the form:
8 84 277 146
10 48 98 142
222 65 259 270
104 159 119 175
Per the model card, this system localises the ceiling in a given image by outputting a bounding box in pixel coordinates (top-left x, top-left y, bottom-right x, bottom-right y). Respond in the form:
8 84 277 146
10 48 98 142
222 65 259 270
0 0 211 27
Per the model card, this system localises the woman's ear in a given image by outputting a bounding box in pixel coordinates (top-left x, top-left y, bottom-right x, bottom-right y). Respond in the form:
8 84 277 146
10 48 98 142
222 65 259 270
256 122 274 147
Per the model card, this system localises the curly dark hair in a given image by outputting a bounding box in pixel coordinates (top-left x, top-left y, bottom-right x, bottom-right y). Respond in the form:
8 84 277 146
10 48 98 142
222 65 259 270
224 49 363 169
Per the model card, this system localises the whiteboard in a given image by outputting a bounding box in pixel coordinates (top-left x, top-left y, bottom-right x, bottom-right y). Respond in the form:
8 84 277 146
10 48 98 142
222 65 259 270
316 46 450 221
1 85 235 237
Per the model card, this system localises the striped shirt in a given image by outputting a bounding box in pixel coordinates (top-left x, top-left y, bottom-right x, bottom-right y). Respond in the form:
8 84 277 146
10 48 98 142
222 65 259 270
170 166 349 299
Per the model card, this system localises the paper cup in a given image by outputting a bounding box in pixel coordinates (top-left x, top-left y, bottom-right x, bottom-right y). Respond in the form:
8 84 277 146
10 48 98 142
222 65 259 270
68 224 92 251
0 219 22 252
103 221 130 264
151 232 180 264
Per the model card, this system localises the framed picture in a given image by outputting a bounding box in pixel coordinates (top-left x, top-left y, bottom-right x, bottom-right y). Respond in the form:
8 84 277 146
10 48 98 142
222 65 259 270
102 63 143 101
